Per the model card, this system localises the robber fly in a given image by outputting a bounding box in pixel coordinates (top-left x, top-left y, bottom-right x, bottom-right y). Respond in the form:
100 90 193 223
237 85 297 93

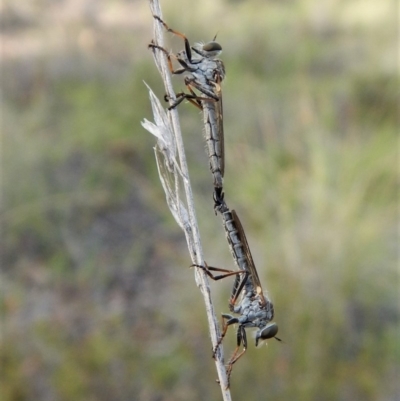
193 197 280 387
149 16 225 201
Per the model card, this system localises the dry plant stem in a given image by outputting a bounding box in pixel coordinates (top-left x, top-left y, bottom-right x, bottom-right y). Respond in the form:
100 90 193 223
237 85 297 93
148 0 232 397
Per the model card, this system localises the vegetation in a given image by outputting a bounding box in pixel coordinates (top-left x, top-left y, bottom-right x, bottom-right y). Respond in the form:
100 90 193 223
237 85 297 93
2 1 398 400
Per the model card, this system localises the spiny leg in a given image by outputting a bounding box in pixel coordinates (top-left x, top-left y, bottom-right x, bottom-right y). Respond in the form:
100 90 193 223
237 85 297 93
148 47 219 110
166 83 218 110
153 15 193 62
165 92 195 109
191 263 245 281
184 82 202 109
185 76 220 101
166 90 204 110
212 314 239 359
226 325 247 386
148 42 202 109
149 47 210 112
228 270 250 309
148 41 186 75
191 264 244 360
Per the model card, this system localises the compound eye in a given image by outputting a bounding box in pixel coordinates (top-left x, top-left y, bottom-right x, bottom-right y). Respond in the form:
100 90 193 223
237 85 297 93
203 41 222 52
259 323 279 340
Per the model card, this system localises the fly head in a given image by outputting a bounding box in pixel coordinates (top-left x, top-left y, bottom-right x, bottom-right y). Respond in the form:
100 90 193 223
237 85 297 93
255 322 280 346
202 41 222 58
192 41 222 59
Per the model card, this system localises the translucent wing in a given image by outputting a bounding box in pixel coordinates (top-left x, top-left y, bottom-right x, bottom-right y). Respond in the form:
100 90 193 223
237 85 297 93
214 79 224 176
213 60 225 176
231 209 266 306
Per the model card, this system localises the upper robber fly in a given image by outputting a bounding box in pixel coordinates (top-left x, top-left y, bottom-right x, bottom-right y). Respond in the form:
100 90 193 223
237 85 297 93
149 16 225 198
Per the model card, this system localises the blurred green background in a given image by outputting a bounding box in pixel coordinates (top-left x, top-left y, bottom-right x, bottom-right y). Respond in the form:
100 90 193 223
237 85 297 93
1 0 398 400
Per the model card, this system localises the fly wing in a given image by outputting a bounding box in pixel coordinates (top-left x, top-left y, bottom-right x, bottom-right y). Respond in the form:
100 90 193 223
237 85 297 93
214 80 224 176
213 63 224 176
231 210 266 306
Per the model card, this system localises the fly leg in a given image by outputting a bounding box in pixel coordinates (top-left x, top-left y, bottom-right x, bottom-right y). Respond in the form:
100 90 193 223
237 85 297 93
148 42 203 109
148 41 187 75
212 314 239 361
228 270 249 311
166 79 218 110
166 82 205 110
152 15 195 63
191 263 244 281
166 91 201 110
192 263 247 359
225 325 247 388
185 76 220 101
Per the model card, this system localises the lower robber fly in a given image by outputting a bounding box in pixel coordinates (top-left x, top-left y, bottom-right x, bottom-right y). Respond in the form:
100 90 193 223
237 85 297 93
149 16 225 201
193 197 280 387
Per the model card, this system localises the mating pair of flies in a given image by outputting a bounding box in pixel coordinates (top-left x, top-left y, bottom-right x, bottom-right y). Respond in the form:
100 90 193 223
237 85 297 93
149 15 280 386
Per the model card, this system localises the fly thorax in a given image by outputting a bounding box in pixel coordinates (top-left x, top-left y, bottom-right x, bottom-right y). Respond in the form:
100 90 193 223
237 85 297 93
191 72 208 88
235 296 251 314
199 60 220 80
237 315 250 325
232 303 242 314
244 280 253 294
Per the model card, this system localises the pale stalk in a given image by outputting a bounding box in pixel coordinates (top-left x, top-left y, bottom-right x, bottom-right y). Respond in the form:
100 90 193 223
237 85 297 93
144 0 232 398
